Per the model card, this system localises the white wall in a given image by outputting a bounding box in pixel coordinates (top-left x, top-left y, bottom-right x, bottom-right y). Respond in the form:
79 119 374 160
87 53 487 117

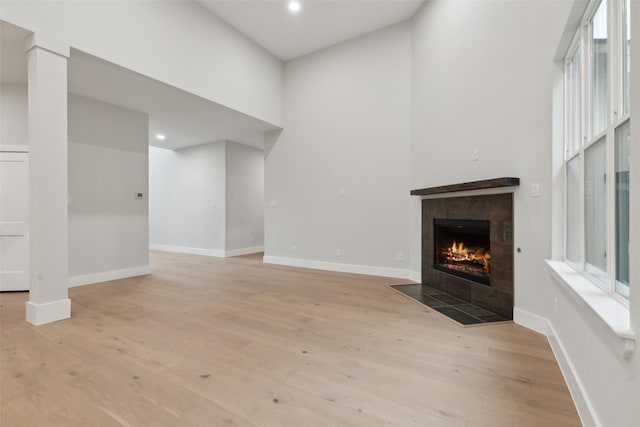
225 141 264 253
0 83 27 145
68 94 149 281
149 140 264 256
149 142 227 255
411 1 567 311
264 22 412 277
0 0 283 127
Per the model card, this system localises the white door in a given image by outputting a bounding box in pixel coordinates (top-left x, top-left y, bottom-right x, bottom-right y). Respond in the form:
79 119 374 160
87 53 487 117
0 151 29 291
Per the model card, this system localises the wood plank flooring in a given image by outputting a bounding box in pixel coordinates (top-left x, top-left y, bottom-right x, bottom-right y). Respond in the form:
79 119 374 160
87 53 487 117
0 251 581 426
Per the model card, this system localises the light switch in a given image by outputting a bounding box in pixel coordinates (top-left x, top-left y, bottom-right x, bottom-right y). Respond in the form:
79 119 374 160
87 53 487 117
530 183 540 197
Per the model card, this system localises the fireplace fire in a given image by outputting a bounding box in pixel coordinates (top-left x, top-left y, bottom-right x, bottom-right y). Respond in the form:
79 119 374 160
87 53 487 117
434 219 490 285
443 240 490 273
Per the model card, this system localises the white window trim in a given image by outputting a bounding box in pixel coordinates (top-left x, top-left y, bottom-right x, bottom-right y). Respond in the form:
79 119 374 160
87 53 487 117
552 0 634 358
546 260 635 358
563 0 631 298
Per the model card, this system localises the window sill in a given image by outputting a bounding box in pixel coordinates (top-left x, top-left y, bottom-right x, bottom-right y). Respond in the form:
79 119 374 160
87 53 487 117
545 259 635 358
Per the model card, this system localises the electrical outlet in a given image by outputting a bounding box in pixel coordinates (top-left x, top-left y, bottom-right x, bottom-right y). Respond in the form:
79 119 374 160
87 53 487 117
339 188 347 197
554 297 559 312
472 148 479 161
291 245 297 253
396 252 404 261
336 248 342 257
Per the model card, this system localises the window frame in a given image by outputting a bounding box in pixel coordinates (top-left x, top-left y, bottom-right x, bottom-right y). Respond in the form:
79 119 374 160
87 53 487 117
563 0 631 304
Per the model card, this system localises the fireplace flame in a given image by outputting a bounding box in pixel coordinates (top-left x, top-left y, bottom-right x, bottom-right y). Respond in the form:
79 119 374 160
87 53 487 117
450 241 468 257
445 241 490 273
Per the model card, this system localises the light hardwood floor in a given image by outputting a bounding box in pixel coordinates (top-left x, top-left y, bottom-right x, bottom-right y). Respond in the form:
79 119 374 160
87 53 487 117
1 251 581 426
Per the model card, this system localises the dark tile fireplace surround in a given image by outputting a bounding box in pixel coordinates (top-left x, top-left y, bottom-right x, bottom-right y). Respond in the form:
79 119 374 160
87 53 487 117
411 178 518 319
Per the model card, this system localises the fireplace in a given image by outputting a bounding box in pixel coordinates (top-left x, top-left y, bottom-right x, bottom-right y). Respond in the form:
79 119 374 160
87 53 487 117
419 192 515 319
434 219 490 285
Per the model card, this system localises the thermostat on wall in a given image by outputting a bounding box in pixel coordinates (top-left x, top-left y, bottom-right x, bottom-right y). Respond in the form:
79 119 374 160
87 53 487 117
135 192 144 199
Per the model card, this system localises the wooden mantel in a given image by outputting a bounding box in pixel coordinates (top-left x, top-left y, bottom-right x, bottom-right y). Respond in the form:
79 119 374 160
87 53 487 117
410 177 520 196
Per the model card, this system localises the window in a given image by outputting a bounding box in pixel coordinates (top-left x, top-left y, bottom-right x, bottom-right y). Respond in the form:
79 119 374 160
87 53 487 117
584 137 607 280
568 47 582 155
566 156 581 263
615 120 630 297
622 0 631 115
590 0 608 137
564 0 631 300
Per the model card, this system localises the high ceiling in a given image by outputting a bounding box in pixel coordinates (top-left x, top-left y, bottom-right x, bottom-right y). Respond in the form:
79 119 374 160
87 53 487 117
197 0 426 61
1 1 427 150
68 51 279 150
0 21 29 84
0 21 278 150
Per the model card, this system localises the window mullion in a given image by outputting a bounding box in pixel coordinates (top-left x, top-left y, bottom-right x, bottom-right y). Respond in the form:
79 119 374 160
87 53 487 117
564 59 570 262
605 0 617 292
606 129 616 291
580 21 589 271
611 0 621 123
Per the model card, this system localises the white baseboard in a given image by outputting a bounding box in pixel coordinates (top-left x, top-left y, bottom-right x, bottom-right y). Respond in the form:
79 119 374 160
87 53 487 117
150 244 264 258
546 322 600 427
225 246 264 257
513 307 550 335
515 308 599 427
263 255 413 280
26 298 71 325
409 270 421 283
68 266 151 288
150 244 225 258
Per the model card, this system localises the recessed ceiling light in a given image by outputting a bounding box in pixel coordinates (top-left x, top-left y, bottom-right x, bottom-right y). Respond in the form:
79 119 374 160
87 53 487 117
156 134 166 141
288 1 301 13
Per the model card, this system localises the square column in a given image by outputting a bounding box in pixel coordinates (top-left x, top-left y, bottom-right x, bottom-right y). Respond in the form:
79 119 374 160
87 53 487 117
25 34 71 325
